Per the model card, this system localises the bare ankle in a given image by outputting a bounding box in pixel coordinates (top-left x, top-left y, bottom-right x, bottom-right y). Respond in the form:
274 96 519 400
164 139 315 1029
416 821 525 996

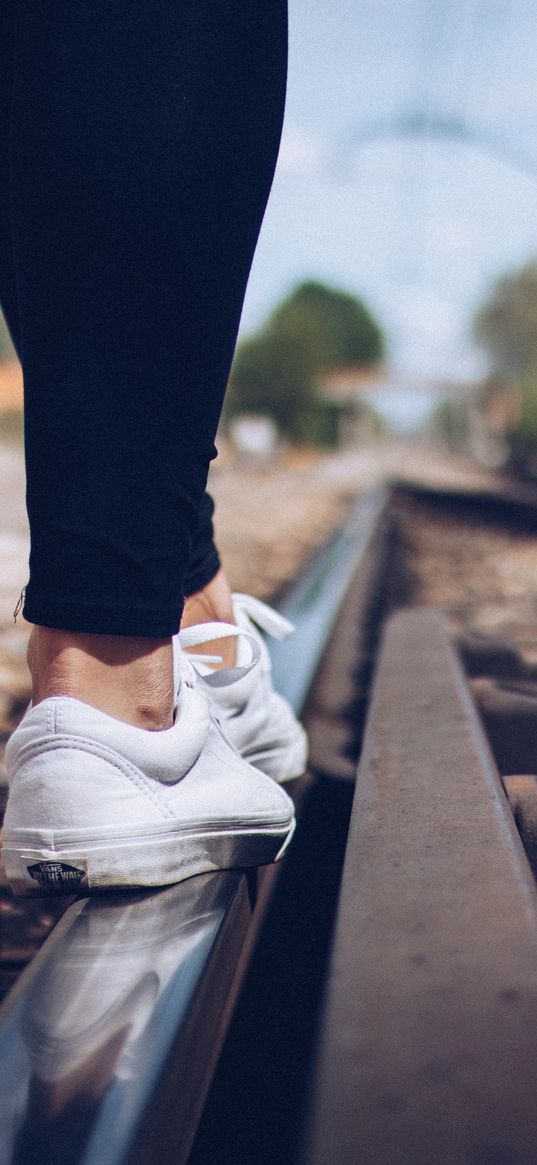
28 627 174 730
182 568 236 668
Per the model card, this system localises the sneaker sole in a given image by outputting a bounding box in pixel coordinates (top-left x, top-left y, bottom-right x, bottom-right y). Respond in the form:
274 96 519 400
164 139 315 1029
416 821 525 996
2 818 296 896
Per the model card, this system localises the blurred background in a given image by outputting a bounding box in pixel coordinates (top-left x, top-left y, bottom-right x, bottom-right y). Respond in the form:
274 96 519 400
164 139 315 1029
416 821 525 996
2 0 537 731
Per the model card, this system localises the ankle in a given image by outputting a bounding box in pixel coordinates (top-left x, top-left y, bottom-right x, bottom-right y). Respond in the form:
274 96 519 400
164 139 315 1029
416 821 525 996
182 569 236 668
28 627 174 730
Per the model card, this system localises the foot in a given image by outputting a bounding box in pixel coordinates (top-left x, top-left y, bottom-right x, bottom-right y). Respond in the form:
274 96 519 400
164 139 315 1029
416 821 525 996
2 636 295 895
186 594 308 783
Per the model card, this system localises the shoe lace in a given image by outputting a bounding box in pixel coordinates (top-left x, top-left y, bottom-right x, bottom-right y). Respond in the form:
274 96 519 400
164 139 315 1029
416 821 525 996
174 601 295 701
174 621 261 697
231 594 294 640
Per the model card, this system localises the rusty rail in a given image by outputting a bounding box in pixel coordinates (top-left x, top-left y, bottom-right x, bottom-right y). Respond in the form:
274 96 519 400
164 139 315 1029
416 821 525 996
301 609 537 1165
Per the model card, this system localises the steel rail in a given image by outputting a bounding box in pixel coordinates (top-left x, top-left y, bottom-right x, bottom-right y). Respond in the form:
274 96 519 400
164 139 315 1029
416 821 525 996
301 608 537 1165
271 486 389 712
0 486 389 1165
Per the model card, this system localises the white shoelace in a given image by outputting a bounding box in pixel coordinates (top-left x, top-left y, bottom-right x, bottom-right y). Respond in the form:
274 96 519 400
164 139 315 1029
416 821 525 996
174 597 294 698
174 621 260 697
231 594 294 641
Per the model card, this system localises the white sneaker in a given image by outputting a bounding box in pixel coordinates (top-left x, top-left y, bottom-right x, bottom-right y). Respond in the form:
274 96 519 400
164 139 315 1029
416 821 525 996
1 639 295 896
184 594 308 783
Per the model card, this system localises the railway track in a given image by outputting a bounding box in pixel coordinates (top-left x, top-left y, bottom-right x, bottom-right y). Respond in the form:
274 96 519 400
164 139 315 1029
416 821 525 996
1 475 537 1164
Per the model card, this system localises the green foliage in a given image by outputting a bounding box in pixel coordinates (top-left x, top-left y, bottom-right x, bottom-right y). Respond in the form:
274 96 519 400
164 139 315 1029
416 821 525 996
474 259 537 467
431 398 469 451
505 363 537 467
228 280 384 440
231 327 315 439
518 367 537 441
474 260 537 379
268 280 384 369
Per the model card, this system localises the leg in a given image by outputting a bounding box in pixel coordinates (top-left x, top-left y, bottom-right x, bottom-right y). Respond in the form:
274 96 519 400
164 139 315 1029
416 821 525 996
1 0 287 721
1 0 296 895
9 0 287 635
0 0 21 354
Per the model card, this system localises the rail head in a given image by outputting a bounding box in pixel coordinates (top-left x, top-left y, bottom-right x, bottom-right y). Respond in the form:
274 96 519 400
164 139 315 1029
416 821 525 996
0 487 390 1165
302 608 537 1165
0 873 251 1165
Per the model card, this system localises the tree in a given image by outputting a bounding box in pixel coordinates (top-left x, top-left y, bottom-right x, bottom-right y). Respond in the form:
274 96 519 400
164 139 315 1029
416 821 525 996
231 328 315 437
502 361 537 468
228 280 384 440
474 260 537 379
474 258 537 470
267 280 384 369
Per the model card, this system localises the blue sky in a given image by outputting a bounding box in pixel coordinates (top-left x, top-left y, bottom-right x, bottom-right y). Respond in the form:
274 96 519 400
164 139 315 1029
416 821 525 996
240 0 537 382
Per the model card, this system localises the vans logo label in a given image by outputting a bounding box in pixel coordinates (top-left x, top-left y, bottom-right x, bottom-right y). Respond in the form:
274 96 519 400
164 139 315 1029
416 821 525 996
27 861 85 888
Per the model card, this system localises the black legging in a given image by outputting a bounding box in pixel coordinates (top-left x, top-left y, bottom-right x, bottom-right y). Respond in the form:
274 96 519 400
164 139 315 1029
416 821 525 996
0 0 287 636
